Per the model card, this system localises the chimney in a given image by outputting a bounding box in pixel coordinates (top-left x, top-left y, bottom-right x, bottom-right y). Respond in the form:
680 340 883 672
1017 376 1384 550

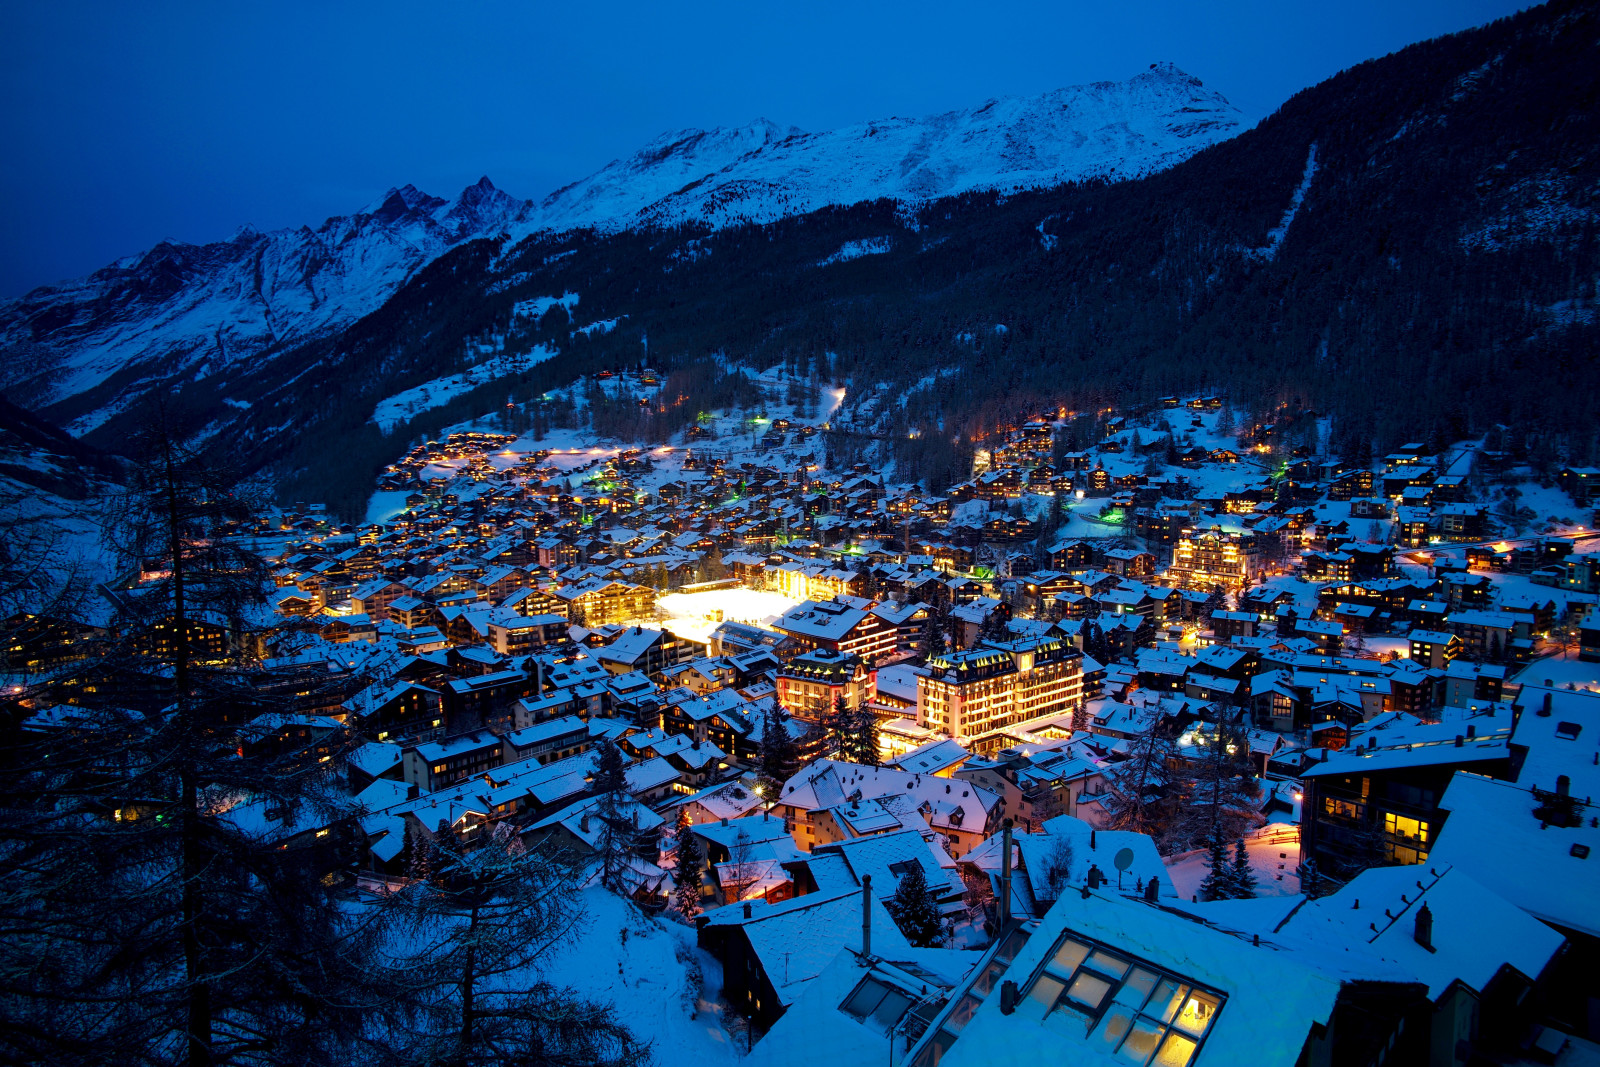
1144 877 1159 903
998 820 1014 928
1466 724 1476 738
1539 693 1553 717
1454 735 1463 748
581 814 590 832
861 874 873 958
743 902 752 919
1414 902 1435 952
1090 829 1097 850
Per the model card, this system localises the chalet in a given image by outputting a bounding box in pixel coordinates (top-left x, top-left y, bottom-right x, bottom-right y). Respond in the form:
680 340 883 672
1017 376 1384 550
773 598 898 666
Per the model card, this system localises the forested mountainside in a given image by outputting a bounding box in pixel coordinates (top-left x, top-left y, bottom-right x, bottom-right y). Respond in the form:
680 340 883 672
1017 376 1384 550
9 0 1600 520
0 63 1240 445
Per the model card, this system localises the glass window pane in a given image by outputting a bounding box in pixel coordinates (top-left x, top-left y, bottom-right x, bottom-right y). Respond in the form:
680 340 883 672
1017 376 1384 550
909 1029 956 1067
995 926 1032 963
1086 950 1130 979
1089 1005 1135 1052
1117 1018 1165 1064
1174 990 1221 1037
943 993 983 1033
971 959 1006 997
1027 974 1065 1012
842 980 887 1019
1067 971 1114 1010
1051 938 1090 974
1148 979 1188 1023
1115 968 1159 1007
1155 1032 1199 1067
870 990 914 1030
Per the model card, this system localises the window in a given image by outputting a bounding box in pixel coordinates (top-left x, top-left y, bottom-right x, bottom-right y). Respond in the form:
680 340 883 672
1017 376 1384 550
840 978 916 1035
1022 934 1224 1067
1555 721 1582 741
1383 812 1428 844
1322 797 1362 820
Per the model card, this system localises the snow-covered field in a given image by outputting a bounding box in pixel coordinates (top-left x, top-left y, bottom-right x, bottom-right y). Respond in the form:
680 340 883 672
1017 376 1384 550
370 345 556 432
1164 824 1302 902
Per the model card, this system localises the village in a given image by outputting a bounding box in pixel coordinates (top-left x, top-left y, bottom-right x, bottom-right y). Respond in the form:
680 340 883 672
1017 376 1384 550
10 377 1600 1067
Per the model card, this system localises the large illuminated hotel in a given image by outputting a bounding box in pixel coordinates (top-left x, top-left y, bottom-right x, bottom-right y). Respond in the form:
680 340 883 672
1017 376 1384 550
915 635 1083 752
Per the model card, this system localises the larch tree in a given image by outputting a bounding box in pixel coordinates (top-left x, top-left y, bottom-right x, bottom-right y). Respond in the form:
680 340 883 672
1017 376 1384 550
0 426 378 1066
1098 717 1182 850
377 823 648 1067
1179 717 1263 853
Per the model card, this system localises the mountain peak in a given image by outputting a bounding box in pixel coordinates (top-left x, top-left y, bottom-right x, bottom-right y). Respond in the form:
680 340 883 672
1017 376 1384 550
527 65 1245 234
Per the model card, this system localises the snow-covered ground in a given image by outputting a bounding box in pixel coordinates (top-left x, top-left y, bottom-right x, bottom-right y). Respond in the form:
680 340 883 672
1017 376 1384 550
547 889 742 1067
1164 824 1302 902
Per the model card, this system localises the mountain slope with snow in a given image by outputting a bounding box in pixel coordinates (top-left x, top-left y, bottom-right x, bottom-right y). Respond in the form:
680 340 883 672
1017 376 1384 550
0 64 1242 440
0 179 527 435
527 63 1246 232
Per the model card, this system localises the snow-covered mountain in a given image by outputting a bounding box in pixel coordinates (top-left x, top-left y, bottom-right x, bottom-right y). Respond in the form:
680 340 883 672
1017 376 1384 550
526 63 1245 231
0 178 528 436
0 64 1243 439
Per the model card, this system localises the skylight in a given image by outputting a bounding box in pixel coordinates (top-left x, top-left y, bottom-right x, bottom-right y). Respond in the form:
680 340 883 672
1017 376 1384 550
1021 932 1225 1066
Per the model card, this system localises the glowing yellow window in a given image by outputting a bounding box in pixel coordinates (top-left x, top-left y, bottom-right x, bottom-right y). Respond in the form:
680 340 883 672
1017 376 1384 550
1384 812 1428 843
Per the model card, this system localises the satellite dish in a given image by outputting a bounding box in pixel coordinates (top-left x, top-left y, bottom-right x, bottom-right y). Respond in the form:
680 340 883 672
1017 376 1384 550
1113 848 1135 873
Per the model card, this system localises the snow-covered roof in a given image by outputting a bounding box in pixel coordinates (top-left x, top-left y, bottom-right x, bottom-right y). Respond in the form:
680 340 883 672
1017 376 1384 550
937 889 1343 1067
701 889 913 1005
1280 865 1564 1000
1430 772 1600 938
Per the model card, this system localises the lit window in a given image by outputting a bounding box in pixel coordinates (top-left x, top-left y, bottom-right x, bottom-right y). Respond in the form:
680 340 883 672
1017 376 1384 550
1383 812 1428 844
1023 934 1223 1066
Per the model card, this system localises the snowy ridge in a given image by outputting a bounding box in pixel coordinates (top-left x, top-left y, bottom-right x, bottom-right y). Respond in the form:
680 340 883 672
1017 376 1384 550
0 64 1244 439
371 343 557 432
524 62 1246 233
0 177 528 435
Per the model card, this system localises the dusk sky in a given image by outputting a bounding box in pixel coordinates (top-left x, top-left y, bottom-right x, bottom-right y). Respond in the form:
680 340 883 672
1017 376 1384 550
1 0 1527 299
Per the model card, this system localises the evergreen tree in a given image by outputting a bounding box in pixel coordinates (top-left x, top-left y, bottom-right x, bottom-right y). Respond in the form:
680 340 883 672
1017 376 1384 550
1230 836 1258 899
672 810 703 919
827 695 853 758
852 705 882 767
590 739 634 893
1197 836 1233 902
759 707 800 793
884 863 947 947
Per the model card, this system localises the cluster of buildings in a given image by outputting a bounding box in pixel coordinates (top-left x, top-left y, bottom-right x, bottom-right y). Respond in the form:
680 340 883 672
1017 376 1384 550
13 396 1600 1064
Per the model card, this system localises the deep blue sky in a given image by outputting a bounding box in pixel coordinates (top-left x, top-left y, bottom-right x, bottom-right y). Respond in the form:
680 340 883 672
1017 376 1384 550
1 0 1527 299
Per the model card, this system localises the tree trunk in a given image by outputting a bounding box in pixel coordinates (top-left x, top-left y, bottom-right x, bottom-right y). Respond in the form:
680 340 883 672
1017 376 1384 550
167 444 212 1067
459 898 480 1054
